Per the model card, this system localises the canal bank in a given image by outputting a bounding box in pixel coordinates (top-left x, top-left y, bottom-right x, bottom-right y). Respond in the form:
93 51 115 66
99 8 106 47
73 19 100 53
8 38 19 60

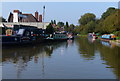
97 38 120 47
77 34 120 47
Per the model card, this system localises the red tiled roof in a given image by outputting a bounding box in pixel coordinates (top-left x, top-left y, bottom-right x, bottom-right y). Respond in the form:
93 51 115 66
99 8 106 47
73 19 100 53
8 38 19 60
8 12 39 22
22 13 38 22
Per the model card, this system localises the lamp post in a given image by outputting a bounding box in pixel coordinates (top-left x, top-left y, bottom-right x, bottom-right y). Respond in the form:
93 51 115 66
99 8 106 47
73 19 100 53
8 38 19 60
43 6 45 29
41 6 45 79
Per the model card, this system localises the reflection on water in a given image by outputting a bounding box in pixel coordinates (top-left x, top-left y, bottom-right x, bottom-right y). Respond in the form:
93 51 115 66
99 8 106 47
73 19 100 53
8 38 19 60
76 37 120 79
3 41 67 79
2 37 120 79
76 37 96 60
101 41 111 47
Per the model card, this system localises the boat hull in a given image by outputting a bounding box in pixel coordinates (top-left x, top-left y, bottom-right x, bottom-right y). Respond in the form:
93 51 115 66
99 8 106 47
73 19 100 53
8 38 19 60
45 38 68 42
1 35 44 46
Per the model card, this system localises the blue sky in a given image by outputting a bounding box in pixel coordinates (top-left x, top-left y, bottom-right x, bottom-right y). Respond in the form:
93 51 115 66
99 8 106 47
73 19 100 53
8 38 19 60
2 2 118 25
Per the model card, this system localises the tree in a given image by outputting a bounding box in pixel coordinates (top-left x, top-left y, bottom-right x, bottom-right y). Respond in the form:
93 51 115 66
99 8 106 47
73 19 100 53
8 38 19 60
101 7 116 19
0 17 6 22
95 8 120 34
66 22 69 27
78 13 96 25
46 23 54 34
73 25 81 34
68 24 75 32
78 13 96 34
64 22 69 31
53 20 56 25
77 7 120 35
100 10 118 33
51 20 54 24
57 22 64 27
85 21 96 33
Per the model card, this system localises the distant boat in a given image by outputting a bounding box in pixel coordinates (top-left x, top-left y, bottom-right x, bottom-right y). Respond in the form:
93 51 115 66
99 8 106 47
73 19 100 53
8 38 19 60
67 33 74 40
88 33 97 40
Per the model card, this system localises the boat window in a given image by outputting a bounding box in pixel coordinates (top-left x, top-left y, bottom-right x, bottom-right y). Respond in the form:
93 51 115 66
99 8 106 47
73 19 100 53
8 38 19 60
24 31 30 36
17 29 25 36
31 32 33 35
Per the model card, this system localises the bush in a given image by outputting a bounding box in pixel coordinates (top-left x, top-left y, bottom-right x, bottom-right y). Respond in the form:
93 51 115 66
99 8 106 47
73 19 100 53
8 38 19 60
113 31 120 37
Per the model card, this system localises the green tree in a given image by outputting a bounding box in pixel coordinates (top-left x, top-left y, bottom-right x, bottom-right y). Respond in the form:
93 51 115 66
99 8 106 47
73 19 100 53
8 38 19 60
66 22 69 27
69 24 75 32
0 17 6 22
57 22 64 27
101 7 116 19
51 20 54 24
95 8 120 34
85 21 96 33
64 22 69 31
78 13 96 25
78 13 96 34
73 25 81 34
46 23 54 34
101 10 119 33
53 20 56 25
77 7 120 35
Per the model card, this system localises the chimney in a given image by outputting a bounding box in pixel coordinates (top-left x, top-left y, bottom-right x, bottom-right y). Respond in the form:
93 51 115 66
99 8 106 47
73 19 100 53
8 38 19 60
39 14 42 22
13 10 19 13
35 11 38 21
13 10 19 22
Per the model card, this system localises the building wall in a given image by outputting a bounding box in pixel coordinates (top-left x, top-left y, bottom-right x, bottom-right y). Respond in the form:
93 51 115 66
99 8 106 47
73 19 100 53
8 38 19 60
1 22 50 29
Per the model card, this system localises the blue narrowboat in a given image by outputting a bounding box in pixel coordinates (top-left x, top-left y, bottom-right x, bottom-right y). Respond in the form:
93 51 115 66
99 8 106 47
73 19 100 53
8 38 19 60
100 34 116 40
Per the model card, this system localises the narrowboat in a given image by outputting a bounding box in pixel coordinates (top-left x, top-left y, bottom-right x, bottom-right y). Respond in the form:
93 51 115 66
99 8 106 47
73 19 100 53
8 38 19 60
45 31 68 41
100 34 116 40
1 25 45 45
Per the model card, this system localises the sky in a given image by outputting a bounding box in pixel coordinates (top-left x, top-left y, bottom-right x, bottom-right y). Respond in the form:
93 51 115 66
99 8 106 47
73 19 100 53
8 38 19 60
2 2 118 25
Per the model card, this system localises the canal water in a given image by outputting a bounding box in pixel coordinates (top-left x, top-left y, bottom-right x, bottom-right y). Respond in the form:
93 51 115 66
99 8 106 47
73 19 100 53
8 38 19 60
2 37 120 79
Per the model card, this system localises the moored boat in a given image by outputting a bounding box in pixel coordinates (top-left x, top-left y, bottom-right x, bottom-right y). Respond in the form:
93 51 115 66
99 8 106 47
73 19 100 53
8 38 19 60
88 33 97 40
67 33 74 40
45 31 68 41
100 34 116 40
1 25 45 45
